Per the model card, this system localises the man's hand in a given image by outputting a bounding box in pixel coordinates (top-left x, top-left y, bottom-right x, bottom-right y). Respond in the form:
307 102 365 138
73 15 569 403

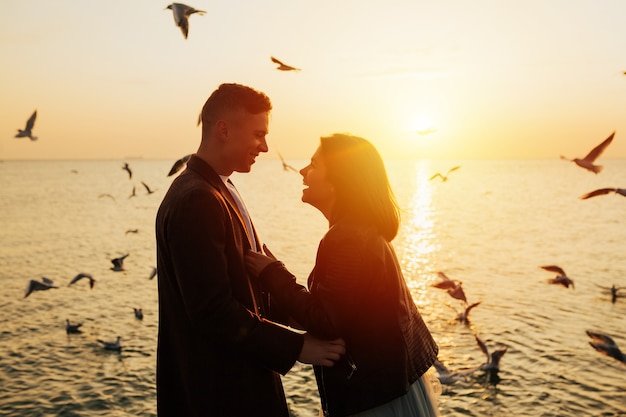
298 333 346 367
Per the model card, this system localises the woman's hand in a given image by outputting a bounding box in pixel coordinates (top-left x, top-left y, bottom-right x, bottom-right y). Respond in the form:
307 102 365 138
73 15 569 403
245 246 279 278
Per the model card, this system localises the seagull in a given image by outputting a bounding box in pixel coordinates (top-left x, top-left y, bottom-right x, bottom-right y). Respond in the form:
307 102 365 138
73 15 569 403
277 151 298 172
98 193 116 202
125 228 139 234
593 283 625 304
111 254 129 272
134 307 143 320
65 319 83 334
580 188 626 200
141 181 157 195
432 359 479 384
448 301 482 325
122 163 132 179
540 265 575 289
24 277 58 298
475 334 508 383
432 271 467 304
168 154 192 176
15 110 38 141
586 330 625 365
429 166 461 182
417 127 438 136
166 3 206 39
271 56 301 71
148 267 157 280
560 131 615 174
97 336 122 351
68 273 95 289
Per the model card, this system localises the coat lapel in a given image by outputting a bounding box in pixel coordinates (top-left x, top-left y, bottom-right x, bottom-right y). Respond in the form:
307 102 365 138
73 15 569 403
186 155 257 250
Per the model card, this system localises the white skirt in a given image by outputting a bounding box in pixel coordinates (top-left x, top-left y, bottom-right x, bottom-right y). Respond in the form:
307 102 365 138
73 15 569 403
345 370 442 417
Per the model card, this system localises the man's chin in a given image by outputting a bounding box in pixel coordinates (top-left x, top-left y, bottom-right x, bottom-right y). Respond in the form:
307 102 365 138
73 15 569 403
234 165 253 173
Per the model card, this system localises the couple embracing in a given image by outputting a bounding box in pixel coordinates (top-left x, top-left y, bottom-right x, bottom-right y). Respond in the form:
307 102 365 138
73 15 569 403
155 83 440 417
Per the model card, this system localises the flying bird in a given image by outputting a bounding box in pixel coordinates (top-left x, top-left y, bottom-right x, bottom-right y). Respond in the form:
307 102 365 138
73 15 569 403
271 56 301 71
122 163 132 179
580 187 626 200
417 127 438 136
449 301 482 325
97 336 122 351
277 151 298 173
110 254 129 272
593 283 625 304
65 319 83 334
475 334 508 383
432 271 467 304
129 186 137 199
168 154 192 176
540 265 575 289
15 110 38 141
429 166 461 182
432 359 479 385
141 181 157 195
560 131 615 174
68 273 95 289
24 277 57 298
586 330 625 365
98 193 116 202
166 3 206 39
148 267 158 280
134 307 144 320
125 228 139 234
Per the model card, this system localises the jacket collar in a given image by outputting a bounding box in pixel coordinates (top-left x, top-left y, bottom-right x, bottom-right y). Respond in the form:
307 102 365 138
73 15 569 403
186 154 258 250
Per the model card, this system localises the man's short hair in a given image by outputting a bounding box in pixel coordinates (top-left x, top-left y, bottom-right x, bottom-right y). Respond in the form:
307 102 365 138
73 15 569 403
198 83 272 127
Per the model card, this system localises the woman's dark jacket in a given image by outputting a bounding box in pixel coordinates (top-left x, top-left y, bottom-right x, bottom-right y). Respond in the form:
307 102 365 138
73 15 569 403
155 155 303 416
259 220 439 416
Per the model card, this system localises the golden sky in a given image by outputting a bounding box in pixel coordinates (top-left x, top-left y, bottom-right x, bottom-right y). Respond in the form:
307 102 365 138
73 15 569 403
2 0 626 161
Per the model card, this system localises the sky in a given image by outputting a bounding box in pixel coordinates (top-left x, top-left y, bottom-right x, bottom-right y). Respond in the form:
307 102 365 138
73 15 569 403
2 0 626 161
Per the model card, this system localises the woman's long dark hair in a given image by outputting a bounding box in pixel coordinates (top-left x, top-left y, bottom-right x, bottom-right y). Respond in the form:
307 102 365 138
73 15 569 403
320 133 400 241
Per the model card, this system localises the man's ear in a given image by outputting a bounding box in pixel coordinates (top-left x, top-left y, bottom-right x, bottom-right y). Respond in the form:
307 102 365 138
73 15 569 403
214 119 229 142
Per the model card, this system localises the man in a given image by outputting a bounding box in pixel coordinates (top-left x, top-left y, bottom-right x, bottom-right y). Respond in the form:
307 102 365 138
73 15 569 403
156 83 345 416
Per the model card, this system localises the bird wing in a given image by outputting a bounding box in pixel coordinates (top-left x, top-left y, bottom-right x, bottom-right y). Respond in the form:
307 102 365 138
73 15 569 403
185 7 206 16
586 330 616 346
41 277 54 286
432 359 450 374
474 335 490 362
447 165 461 175
447 285 467 303
25 280 41 297
69 273 92 286
25 110 37 131
490 346 508 366
580 188 615 199
582 131 615 162
540 265 566 276
141 181 152 193
271 56 285 66
589 342 624 361
616 188 626 197
429 173 443 181
592 282 611 290
170 4 189 38
168 154 192 176
465 301 482 315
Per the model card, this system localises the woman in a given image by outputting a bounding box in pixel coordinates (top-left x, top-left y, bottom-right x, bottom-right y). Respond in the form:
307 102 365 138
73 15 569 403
246 133 440 416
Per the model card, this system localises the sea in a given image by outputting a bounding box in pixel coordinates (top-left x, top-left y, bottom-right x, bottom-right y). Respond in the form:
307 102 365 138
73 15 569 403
1 158 625 417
